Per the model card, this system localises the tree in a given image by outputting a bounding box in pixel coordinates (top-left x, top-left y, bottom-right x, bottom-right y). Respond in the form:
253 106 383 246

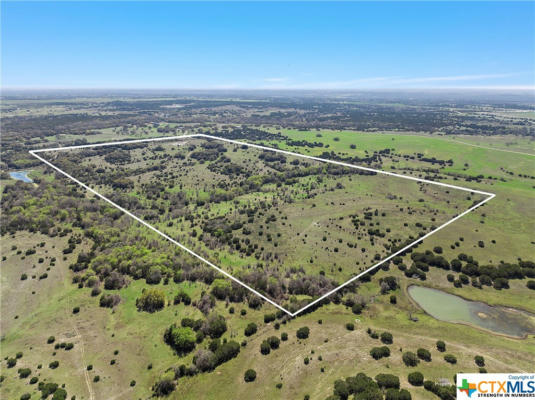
416 348 431 362
211 279 231 300
436 340 446 352
244 369 257 382
334 379 350 400
267 336 280 349
244 323 257 337
370 346 390 360
281 332 288 341
408 372 424 386
296 327 310 339
260 340 270 355
18 368 31 378
164 325 196 354
153 378 176 396
193 349 216 372
474 355 485 367
380 332 393 344
136 288 166 312
202 313 227 338
402 352 419 367
385 389 412 400
527 280 535 290
375 374 400 389
444 354 457 364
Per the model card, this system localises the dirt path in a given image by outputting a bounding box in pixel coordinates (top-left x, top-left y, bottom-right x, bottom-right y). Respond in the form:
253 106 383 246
72 323 95 400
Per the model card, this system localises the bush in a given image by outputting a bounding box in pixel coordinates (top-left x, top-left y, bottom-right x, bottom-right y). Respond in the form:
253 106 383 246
164 325 196 354
30 376 38 384
211 279 231 300
352 303 363 314
214 340 240 365
93 375 100 382
380 332 393 344
416 348 431 362
375 373 400 389
267 336 280 349
402 352 419 367
260 340 271 355
281 332 288 341
444 354 457 364
436 340 446 352
52 388 67 400
244 323 257 337
408 371 424 386
72 306 80 314
244 369 257 382
193 349 216 372
18 368 31 378
346 323 355 331
49 360 59 369
136 288 166 312
47 336 55 344
334 379 349 399
7 358 17 368
20 395 31 400
296 327 310 339
153 378 176 396
100 293 121 308
474 355 485 367
385 388 412 400
370 346 390 360
264 313 276 323
390 295 397 304
202 313 227 339
527 280 535 290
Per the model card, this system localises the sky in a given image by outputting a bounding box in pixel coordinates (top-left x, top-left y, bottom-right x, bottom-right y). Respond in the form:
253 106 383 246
2 2 534 90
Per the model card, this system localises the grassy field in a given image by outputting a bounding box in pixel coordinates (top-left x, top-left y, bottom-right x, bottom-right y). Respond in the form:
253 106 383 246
2 128 534 400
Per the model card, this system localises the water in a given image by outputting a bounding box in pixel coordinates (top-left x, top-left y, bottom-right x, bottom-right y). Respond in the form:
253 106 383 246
408 285 535 338
9 171 33 183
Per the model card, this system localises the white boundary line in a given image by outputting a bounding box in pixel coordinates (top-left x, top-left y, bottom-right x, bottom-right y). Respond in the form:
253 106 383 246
30 134 495 316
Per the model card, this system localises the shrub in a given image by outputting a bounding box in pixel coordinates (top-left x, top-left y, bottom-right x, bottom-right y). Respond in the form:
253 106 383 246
402 352 419 367
370 346 390 360
385 388 412 400
211 279 231 300
444 354 457 364
436 340 446 352
244 369 257 382
49 360 59 369
244 323 257 337
214 341 240 365
153 378 176 396
334 379 349 399
408 371 424 386
7 358 17 368
93 375 100 382
136 288 166 312
30 376 38 384
72 306 80 314
390 295 397 304
346 323 355 331
18 368 31 378
416 348 431 362
193 349 216 372
260 341 270 355
474 355 485 367
21 395 31 400
281 332 288 341
16 352 23 359
375 373 400 389
202 313 227 339
296 327 310 339
380 332 393 344
130 380 136 387
304 357 309 365
527 280 535 290
47 336 55 344
264 313 276 323
164 325 196 354
174 290 191 305
267 336 280 349
100 293 121 308
352 303 363 314
52 388 67 400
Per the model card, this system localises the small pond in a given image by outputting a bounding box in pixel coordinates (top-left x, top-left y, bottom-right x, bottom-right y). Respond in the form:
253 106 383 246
408 285 535 338
9 171 33 183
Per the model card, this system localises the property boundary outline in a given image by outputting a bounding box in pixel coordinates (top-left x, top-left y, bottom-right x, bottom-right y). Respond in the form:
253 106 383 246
30 134 496 316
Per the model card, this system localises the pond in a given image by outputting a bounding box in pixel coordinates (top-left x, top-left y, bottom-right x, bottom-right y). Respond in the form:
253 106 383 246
407 285 535 338
9 171 33 183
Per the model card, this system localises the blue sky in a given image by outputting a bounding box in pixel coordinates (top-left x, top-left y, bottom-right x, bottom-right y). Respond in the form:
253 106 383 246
2 2 534 89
